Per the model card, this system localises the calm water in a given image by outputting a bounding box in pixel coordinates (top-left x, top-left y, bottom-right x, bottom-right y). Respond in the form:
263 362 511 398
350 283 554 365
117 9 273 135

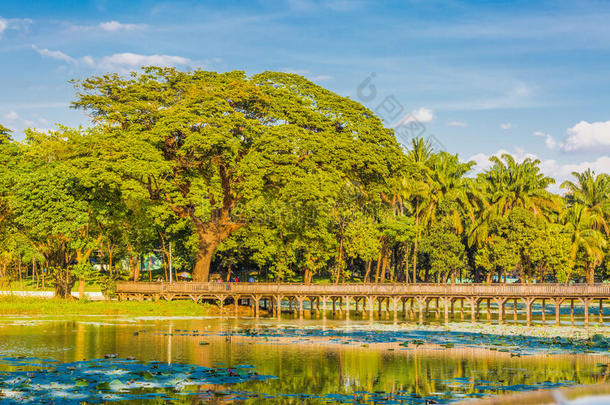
0 316 607 404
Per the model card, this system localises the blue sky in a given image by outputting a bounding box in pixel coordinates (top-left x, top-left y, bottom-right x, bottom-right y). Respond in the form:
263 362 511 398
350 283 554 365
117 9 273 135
1 0 609 191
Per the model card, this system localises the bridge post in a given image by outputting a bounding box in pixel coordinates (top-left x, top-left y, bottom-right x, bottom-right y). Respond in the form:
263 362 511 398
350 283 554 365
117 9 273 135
297 296 304 319
522 297 535 326
234 295 240 317
443 297 450 324
599 299 604 325
468 298 477 323
486 299 491 323
513 298 518 323
460 298 465 321
368 296 375 320
554 298 564 326
344 296 351 320
580 297 592 326
392 297 399 322
541 299 546 325
322 297 327 319
416 297 425 325
409 298 415 320
570 299 574 325
275 295 282 318
254 295 261 318
494 298 507 325
450 298 454 320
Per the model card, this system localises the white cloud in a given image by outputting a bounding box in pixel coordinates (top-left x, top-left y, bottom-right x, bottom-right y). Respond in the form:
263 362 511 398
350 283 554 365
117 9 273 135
0 16 32 37
466 148 610 193
309 74 333 82
561 120 610 152
533 131 557 149
99 21 146 32
2 111 18 123
395 107 435 126
32 45 76 64
448 121 467 127
96 53 191 72
534 120 610 153
32 47 191 73
500 122 512 130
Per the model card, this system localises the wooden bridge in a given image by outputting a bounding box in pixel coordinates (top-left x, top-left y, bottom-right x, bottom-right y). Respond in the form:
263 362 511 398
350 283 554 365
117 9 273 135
115 282 610 326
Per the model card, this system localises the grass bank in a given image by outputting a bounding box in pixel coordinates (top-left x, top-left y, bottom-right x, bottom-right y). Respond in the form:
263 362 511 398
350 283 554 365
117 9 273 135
0 296 212 316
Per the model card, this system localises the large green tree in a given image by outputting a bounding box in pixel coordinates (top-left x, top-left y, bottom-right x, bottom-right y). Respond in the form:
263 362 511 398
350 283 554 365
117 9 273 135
72 68 402 281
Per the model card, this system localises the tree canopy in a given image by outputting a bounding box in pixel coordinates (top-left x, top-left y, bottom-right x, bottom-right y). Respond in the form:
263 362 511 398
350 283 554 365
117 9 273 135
0 68 608 296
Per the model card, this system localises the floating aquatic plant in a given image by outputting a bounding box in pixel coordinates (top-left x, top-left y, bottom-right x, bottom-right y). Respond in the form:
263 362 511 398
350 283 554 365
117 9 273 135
0 356 275 404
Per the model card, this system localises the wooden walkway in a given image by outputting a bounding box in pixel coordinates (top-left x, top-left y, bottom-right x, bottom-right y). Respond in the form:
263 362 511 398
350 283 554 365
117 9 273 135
116 282 610 326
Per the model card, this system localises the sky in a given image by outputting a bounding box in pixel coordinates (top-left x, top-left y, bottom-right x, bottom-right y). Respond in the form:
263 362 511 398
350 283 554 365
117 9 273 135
1 0 609 192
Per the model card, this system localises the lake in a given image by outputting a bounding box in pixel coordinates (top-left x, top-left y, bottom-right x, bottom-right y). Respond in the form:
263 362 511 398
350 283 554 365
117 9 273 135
0 316 608 404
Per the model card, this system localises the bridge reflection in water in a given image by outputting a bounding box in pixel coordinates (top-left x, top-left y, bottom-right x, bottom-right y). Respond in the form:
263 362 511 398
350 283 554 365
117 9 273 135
116 282 610 327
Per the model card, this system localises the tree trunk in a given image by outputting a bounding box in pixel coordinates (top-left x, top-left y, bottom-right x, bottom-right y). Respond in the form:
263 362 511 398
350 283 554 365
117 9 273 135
587 263 595 284
226 264 232 282
193 240 217 282
78 277 85 299
364 260 372 283
374 253 382 283
380 254 388 283
191 221 241 282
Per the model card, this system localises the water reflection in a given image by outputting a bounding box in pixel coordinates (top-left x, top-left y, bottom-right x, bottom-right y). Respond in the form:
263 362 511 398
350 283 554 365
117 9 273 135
0 316 607 404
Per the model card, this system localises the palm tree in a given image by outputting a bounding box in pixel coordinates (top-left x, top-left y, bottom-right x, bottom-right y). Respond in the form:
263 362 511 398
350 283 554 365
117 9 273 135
418 152 476 234
561 170 610 283
403 138 434 283
482 154 559 217
561 203 607 283
467 154 560 282
561 169 610 235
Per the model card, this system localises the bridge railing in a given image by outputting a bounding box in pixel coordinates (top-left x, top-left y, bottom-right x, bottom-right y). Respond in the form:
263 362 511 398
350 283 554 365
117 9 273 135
115 282 610 297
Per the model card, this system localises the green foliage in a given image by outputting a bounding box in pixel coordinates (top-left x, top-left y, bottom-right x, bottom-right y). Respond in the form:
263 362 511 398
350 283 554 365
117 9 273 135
0 68 607 291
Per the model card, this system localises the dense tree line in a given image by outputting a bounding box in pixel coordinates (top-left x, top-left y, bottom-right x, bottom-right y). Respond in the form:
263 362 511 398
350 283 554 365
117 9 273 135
0 69 608 296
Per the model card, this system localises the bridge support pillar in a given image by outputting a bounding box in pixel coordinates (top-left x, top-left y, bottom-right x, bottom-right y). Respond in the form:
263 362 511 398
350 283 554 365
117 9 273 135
296 296 304 319
599 299 604 325
253 295 261 318
580 297 592 327
344 296 351 320
467 298 477 323
570 299 575 325
553 298 565 326
541 299 546 325
443 297 450 324
392 297 399 323
322 297 327 319
274 295 282 318
494 297 507 325
416 297 425 325
522 297 535 326
233 295 240 317
368 296 375 320
460 298 465 321
450 298 454 320
486 299 491 323
513 299 518 324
